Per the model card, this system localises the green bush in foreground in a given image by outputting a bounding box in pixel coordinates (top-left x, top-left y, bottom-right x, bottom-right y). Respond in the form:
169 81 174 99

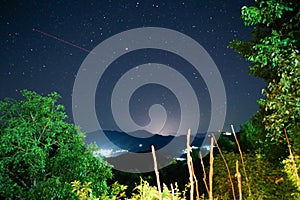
0 90 118 199
72 178 195 200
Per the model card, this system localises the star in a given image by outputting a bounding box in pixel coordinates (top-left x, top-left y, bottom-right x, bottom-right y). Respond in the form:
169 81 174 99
0 0 266 135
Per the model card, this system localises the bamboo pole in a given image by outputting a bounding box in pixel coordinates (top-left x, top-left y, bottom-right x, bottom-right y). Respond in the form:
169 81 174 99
151 145 162 200
187 129 194 200
231 124 251 197
199 152 209 195
235 160 242 200
208 136 214 200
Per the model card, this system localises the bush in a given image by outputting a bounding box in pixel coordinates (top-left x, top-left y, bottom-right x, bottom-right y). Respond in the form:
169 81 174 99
0 90 117 199
210 152 299 199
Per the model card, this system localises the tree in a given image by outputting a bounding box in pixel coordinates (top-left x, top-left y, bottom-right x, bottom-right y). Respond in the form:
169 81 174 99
229 0 300 155
239 119 263 152
0 90 116 199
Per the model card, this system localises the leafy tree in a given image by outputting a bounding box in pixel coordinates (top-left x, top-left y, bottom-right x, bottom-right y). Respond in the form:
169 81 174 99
217 135 237 153
239 119 262 152
0 90 116 199
229 0 300 154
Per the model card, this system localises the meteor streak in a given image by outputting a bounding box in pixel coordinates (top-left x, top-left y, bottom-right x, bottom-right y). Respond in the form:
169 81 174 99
32 28 96 54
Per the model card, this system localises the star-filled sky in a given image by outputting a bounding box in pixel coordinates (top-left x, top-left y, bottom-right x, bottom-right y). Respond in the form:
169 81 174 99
1 0 266 135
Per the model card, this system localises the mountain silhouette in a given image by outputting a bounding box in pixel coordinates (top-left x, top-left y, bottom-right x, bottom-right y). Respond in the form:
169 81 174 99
85 129 207 155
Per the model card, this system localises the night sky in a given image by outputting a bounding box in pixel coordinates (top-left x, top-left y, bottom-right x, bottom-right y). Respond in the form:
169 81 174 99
1 0 266 135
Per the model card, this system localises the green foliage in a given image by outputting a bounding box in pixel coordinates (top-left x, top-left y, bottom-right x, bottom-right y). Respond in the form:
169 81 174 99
129 179 188 200
238 113 270 158
72 180 99 200
211 152 299 199
0 90 116 199
239 120 263 152
241 0 294 26
71 180 127 200
111 159 191 197
216 135 236 152
239 113 289 162
229 0 300 153
72 178 188 200
283 155 300 193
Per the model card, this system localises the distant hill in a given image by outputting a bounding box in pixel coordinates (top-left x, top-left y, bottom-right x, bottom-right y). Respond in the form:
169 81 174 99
85 130 223 172
85 129 209 156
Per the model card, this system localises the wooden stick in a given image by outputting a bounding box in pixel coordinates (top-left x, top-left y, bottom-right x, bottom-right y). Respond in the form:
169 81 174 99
208 136 214 200
212 134 236 200
235 160 242 200
151 145 162 200
186 129 200 199
171 183 175 200
192 163 200 199
199 152 209 195
231 124 251 197
186 129 194 200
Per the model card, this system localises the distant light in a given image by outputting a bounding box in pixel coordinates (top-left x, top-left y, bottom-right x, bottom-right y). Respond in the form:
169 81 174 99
182 146 199 154
201 145 215 151
93 149 113 157
222 132 232 136
139 144 143 147
92 148 128 158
